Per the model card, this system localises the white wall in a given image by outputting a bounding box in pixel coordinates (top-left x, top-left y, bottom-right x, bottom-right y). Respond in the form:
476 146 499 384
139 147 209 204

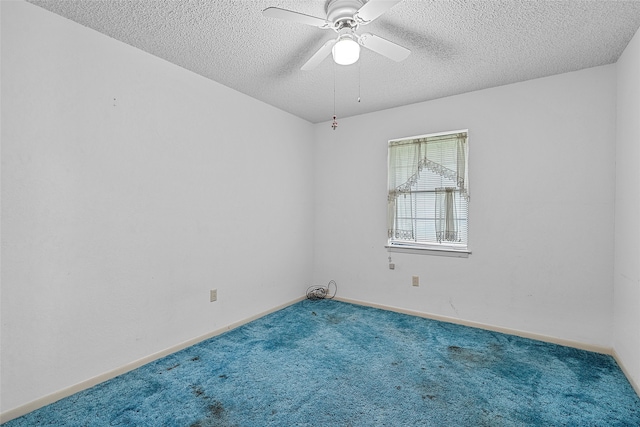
313 65 617 348
614 27 640 391
1 1 314 413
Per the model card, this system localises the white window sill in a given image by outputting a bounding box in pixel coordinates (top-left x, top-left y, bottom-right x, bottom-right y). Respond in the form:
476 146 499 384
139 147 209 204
385 245 471 258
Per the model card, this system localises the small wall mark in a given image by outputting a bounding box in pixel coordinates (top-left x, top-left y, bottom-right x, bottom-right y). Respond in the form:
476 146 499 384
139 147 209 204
449 298 460 317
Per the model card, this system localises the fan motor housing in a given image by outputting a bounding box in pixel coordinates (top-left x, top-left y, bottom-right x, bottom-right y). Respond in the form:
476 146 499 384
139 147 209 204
326 0 364 29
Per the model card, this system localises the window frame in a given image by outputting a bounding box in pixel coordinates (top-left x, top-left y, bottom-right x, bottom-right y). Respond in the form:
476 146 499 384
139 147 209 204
386 129 471 256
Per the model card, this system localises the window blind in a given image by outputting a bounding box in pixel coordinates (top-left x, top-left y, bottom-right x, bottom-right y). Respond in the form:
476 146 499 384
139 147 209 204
387 131 469 251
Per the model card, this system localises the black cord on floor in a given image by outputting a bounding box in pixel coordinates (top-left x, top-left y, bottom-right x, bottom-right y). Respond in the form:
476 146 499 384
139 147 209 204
306 280 337 300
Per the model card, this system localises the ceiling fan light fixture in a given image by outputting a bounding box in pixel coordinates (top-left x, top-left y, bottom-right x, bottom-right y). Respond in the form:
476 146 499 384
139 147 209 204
332 35 360 65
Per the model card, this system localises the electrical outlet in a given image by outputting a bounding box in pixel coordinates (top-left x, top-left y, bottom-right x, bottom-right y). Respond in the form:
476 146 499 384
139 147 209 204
389 263 395 270
412 276 419 287
210 289 217 302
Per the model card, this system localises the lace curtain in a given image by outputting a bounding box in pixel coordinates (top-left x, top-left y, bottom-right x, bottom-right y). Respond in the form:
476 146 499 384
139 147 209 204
435 187 458 242
387 132 468 242
387 141 420 239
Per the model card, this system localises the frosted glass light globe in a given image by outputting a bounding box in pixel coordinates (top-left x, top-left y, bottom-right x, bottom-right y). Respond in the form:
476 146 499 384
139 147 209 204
332 37 360 65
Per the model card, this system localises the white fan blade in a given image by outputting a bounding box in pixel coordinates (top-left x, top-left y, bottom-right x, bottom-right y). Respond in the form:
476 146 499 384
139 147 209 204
358 33 410 62
263 7 330 28
355 0 403 24
301 39 337 70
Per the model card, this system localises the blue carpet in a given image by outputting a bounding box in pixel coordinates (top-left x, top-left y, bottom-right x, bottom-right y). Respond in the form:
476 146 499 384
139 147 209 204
4 299 640 426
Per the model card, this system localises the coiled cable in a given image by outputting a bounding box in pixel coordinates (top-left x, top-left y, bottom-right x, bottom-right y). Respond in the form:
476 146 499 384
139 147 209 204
306 280 337 300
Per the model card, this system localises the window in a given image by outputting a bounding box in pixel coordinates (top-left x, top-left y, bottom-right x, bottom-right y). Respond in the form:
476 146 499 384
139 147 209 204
387 130 469 254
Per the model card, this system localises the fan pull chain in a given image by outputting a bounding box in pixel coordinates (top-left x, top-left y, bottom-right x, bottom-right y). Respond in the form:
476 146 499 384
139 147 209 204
358 59 361 103
332 61 338 130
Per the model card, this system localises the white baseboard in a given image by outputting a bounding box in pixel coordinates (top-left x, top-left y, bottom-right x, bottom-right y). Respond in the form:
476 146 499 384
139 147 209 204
612 349 640 398
0 296 304 424
333 296 612 354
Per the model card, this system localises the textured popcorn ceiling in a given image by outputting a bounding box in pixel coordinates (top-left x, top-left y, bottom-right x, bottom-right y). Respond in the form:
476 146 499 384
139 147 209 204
27 0 640 124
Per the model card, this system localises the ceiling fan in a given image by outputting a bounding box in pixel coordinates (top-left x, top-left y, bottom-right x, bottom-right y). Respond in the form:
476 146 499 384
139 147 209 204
263 0 410 70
